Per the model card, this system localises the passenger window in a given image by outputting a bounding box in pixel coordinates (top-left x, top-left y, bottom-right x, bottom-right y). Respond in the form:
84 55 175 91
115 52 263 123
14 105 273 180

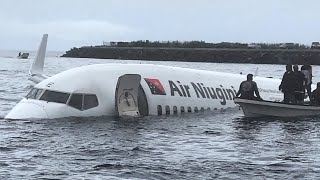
40 90 70 104
173 106 178 114
157 105 162 115
83 94 99 110
165 105 170 115
181 106 185 113
69 94 83 110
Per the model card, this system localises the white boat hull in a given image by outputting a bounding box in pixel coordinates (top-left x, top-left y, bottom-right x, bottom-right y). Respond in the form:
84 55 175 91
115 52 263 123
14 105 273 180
234 98 320 117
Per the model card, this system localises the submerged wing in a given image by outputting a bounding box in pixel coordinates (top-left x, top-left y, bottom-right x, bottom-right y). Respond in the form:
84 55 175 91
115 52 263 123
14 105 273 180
28 34 49 83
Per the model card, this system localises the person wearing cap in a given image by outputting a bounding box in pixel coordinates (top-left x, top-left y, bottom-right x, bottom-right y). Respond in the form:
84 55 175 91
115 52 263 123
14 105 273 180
311 82 320 106
279 64 296 104
292 64 306 104
236 74 262 100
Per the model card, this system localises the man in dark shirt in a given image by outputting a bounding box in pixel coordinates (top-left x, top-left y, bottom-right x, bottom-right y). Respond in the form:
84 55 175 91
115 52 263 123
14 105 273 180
236 74 262 100
279 64 296 104
292 64 306 104
311 82 320 106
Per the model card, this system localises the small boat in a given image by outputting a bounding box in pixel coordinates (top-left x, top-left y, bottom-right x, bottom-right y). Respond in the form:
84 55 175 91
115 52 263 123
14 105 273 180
17 53 29 59
234 97 320 117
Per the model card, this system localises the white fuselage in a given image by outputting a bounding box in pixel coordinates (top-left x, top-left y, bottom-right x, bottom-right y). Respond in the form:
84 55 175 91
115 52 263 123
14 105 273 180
5 64 285 119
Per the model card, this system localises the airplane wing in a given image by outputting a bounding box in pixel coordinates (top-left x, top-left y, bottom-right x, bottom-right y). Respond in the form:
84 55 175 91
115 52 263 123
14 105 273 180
28 34 49 83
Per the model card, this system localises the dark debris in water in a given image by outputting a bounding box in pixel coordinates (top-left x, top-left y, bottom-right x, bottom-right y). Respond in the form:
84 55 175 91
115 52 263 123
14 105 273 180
93 163 125 170
0 147 14 152
203 130 221 135
0 162 9 167
132 146 140 151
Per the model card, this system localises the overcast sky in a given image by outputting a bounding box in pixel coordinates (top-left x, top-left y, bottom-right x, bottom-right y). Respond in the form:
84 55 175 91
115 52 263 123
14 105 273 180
1 0 319 51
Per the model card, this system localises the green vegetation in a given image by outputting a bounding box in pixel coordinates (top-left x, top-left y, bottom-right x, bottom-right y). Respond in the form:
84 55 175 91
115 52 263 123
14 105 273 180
100 40 310 49
62 40 320 64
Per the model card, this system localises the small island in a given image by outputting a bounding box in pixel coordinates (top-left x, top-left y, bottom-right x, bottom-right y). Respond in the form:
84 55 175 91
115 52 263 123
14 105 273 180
61 41 320 64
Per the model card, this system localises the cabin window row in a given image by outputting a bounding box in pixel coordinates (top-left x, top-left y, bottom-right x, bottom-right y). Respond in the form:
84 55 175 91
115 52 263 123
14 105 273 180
26 88 99 111
157 105 221 115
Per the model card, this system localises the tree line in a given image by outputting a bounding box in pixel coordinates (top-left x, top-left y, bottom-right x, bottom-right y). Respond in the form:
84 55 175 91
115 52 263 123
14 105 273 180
101 40 310 49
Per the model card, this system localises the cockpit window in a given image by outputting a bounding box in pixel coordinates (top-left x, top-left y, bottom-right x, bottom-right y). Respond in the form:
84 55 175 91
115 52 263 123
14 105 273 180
26 88 44 99
40 90 70 104
83 94 99 110
68 93 99 111
68 94 83 110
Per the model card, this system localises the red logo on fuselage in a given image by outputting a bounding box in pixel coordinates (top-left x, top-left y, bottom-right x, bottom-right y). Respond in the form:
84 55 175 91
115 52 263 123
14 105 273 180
144 78 166 95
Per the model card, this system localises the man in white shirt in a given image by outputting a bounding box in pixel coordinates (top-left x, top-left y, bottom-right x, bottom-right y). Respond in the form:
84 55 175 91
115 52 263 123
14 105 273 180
301 63 312 100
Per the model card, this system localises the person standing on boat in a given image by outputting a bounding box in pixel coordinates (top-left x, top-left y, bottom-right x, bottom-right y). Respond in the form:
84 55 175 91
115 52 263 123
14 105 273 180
292 64 306 104
311 82 320 106
236 74 262 100
279 64 295 104
301 63 312 100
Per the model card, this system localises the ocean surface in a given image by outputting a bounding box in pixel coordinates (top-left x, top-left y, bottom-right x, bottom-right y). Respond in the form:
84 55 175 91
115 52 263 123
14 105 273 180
1 50 320 179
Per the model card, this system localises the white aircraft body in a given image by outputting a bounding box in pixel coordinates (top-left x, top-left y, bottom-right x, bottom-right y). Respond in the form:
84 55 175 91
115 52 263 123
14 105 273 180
5 35 288 120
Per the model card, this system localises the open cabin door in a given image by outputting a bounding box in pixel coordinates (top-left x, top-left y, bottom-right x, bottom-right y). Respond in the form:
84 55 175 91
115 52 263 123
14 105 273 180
115 74 141 117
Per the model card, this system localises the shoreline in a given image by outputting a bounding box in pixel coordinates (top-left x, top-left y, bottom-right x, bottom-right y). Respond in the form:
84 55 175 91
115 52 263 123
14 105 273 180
62 46 320 64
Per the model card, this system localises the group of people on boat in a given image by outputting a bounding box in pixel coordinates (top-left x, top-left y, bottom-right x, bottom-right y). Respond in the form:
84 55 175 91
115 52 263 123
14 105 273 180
235 63 320 106
278 64 310 104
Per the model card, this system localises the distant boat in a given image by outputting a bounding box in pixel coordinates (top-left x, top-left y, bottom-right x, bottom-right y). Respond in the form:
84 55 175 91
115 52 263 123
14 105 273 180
17 52 29 59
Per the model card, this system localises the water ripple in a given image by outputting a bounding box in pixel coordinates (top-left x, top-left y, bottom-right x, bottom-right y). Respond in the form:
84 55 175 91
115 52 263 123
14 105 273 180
1 57 320 179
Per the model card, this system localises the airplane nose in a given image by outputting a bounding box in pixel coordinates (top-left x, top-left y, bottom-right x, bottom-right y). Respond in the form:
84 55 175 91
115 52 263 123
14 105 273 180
5 102 49 120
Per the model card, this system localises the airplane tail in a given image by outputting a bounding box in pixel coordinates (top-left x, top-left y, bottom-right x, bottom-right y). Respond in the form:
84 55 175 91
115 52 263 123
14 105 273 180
28 34 49 83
